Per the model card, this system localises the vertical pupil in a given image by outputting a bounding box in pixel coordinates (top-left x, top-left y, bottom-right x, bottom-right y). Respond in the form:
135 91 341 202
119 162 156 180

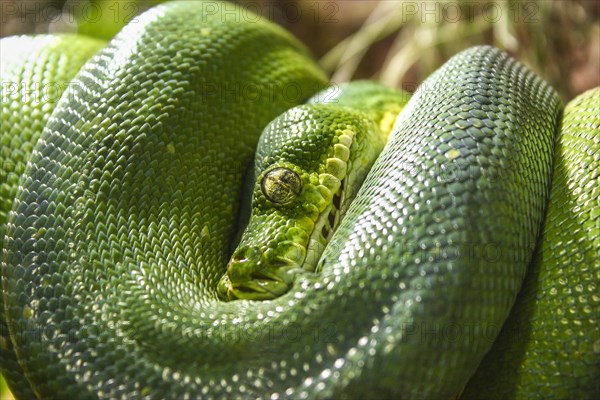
280 171 296 188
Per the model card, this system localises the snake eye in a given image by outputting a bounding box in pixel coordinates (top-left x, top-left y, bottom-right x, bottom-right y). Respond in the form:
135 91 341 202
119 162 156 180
261 167 302 204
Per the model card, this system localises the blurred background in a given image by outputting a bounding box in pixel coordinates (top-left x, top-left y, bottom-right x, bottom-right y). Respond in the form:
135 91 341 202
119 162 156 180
1 0 599 101
1 0 598 398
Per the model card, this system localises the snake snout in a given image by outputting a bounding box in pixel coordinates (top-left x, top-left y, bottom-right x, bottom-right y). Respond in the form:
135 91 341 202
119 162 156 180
217 245 297 301
227 246 264 284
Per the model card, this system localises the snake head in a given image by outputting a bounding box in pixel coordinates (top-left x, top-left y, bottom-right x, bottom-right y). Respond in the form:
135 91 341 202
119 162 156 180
216 165 315 301
217 105 386 302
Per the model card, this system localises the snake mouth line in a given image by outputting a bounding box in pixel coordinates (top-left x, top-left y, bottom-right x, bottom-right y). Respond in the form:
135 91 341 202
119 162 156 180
220 276 291 300
220 264 297 300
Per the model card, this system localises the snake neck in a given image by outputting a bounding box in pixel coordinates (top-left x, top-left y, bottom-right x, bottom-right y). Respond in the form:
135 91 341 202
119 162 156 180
308 80 410 140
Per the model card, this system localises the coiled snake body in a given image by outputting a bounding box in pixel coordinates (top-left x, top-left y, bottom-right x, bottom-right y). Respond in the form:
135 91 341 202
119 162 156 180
1 2 598 399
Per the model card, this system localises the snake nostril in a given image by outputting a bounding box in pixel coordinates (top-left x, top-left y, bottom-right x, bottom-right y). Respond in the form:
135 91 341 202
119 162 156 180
227 246 263 283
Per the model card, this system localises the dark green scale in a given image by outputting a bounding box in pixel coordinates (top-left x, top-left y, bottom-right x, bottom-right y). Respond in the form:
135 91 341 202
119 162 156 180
463 87 599 399
309 46 560 398
0 34 105 399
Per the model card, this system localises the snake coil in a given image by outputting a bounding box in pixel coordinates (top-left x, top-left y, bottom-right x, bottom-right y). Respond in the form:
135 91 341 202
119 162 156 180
1 1 598 399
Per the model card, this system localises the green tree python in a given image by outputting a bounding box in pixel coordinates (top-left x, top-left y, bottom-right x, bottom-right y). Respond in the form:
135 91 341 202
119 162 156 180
0 1 598 399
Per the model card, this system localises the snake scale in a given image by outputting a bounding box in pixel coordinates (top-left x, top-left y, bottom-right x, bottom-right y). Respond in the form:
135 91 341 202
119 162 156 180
1 1 598 399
